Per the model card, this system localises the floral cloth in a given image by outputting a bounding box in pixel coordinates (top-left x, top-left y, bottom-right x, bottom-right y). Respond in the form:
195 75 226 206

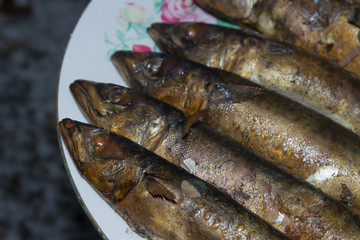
161 0 215 23
117 2 148 28
105 0 221 56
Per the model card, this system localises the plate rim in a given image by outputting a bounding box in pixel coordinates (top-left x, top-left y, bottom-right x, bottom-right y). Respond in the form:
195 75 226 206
55 1 109 239
55 1 234 239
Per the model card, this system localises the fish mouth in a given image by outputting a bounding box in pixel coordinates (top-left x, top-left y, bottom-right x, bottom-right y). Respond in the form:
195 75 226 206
148 23 186 56
58 118 78 150
71 79 154 125
70 80 111 121
58 118 88 170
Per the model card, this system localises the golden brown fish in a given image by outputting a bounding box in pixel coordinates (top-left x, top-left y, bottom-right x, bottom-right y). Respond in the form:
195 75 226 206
70 80 360 239
58 118 289 240
147 22 360 138
193 0 360 77
111 51 360 215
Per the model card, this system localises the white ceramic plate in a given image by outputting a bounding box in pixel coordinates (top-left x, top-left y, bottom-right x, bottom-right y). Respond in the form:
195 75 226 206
57 0 235 239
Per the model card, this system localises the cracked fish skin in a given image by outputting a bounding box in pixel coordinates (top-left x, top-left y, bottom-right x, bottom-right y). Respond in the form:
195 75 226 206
147 22 360 138
193 0 360 77
70 80 360 239
58 118 289 240
110 51 360 215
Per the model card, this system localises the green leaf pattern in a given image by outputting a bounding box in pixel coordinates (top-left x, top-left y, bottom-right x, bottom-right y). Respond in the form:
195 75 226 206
104 0 237 59
104 1 162 59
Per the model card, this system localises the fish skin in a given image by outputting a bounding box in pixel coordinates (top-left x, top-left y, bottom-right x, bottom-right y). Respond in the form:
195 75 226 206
193 0 360 77
70 80 360 239
110 51 360 215
147 22 360 138
58 118 289 240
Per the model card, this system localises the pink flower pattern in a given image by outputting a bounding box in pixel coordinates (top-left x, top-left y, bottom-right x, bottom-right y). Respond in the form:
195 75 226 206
132 44 152 52
106 0 222 58
161 0 216 23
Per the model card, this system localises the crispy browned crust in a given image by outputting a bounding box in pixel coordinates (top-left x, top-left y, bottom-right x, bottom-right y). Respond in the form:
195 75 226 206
194 0 360 77
148 22 360 138
70 80 360 239
59 118 289 240
110 51 360 214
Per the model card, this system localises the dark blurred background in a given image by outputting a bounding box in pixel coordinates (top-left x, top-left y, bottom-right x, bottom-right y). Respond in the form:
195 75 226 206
0 0 102 239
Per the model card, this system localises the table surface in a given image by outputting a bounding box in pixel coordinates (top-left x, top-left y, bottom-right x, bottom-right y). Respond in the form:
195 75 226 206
0 1 102 239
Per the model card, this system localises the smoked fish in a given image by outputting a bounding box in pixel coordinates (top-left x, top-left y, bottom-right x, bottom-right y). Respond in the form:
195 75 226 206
111 51 360 214
147 22 360 137
193 0 360 77
58 118 289 240
70 80 360 239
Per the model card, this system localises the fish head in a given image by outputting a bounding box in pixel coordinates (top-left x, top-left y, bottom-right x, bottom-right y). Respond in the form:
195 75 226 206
148 22 228 60
112 51 210 115
112 51 193 90
58 118 144 202
70 80 184 149
70 80 149 140
111 51 154 91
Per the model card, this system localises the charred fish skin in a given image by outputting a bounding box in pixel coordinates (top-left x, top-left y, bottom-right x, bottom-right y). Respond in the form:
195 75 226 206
147 22 360 138
71 80 360 239
58 118 289 240
193 0 360 77
110 51 360 214
110 51 258 115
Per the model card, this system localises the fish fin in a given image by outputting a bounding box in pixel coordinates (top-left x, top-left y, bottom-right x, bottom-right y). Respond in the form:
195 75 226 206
181 178 207 199
112 164 143 202
212 84 264 103
182 110 207 137
146 175 178 204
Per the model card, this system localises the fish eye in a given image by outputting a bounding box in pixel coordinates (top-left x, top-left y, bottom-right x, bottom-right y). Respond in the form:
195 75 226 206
143 56 188 77
110 94 123 104
143 57 164 76
184 24 200 39
109 92 133 106
92 135 108 154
